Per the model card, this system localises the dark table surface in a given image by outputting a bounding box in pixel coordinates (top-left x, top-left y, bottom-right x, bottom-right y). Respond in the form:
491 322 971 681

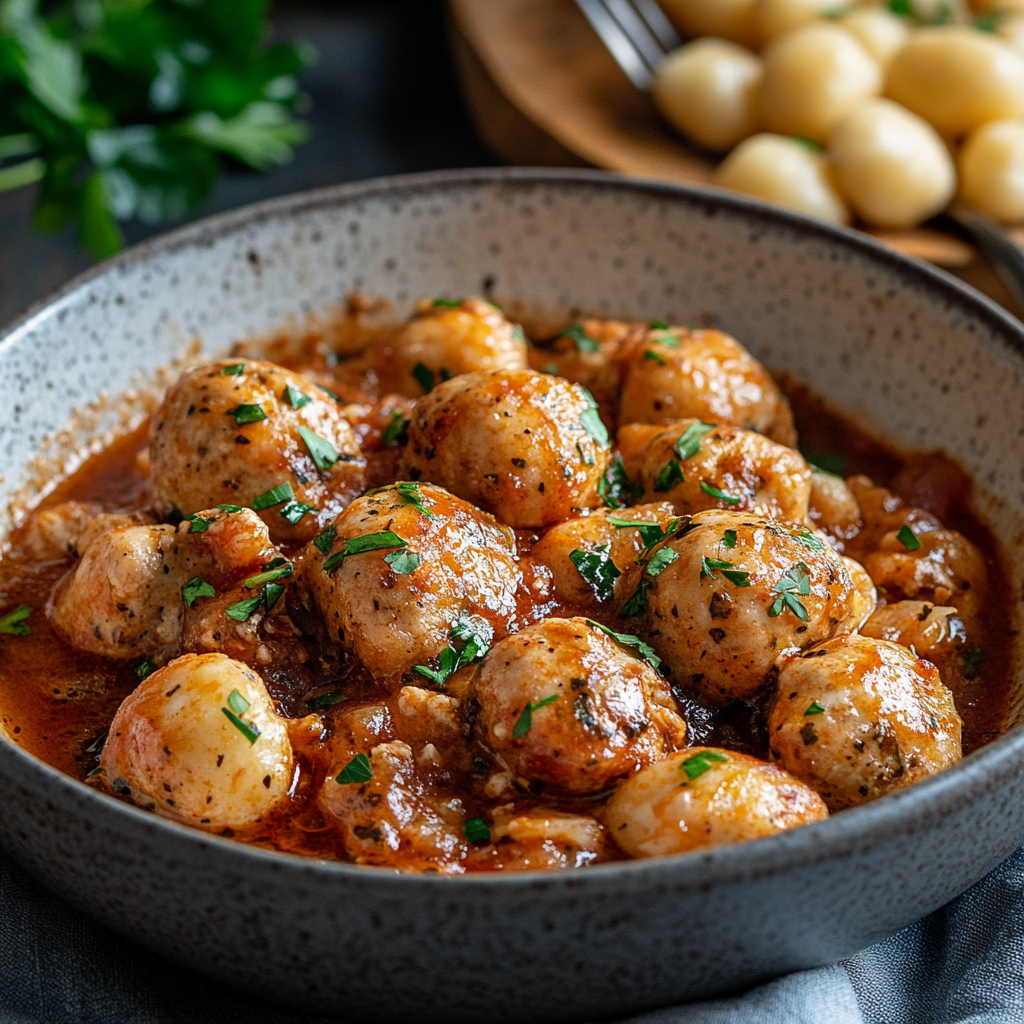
0 0 497 328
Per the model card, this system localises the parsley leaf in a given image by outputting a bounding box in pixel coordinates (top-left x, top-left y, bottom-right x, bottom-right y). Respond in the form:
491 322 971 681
586 620 661 671
673 421 715 461
220 364 245 376
569 543 621 602
244 562 294 589
336 753 373 784
578 387 610 448
558 322 599 353
700 481 742 505
722 529 737 549
646 546 678 577
896 524 922 551
384 549 421 574
805 702 824 715
314 524 337 555
182 577 214 607
413 613 493 686
297 426 339 471
512 694 559 738
412 362 434 393
322 531 406 574
795 529 824 552
680 750 728 780
432 298 462 308
381 410 408 445
252 482 294 511
654 459 684 492
599 455 642 508
183 513 212 533
136 656 155 680
643 349 666 365
279 500 316 525
230 403 266 426
306 690 347 710
282 384 312 410
768 562 811 620
463 815 491 844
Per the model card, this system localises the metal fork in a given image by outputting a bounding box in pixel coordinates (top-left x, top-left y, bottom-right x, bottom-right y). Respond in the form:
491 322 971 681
574 0 680 90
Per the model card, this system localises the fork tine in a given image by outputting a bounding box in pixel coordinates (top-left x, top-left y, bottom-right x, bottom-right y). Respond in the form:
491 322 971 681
630 0 682 51
575 0 656 91
605 0 668 71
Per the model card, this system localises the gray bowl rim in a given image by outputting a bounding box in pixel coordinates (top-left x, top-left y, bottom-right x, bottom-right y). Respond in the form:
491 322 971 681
2 164 1023 893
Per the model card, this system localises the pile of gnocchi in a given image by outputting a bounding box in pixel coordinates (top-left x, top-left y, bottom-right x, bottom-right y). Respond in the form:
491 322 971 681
4 298 1000 873
653 0 1024 227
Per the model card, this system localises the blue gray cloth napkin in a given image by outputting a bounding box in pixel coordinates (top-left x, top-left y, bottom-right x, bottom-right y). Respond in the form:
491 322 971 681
1 845 1021 1024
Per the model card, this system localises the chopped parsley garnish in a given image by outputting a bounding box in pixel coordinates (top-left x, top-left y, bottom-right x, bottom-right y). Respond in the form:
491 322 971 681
244 562 294 589
412 362 435 393
182 577 215 607
646 546 679 577
569 543 621 602
221 701 260 745
805 702 824 716
769 562 811 620
654 459 684 492
795 530 824 552
381 410 409 445
975 10 1006 31
413 613 493 686
136 656 155 680
225 595 262 621
282 384 312 410
316 384 341 402
896 525 921 551
263 584 285 612
673 421 715 461
297 426 339 471
579 387 610 448
649 328 682 348
643 349 666 365
314 524 337 555
512 694 559 739
700 481 742 505
620 578 652 617
700 557 751 587
393 481 435 518
336 753 373 784
792 136 824 152
384 549 421 574
227 689 250 715
586 620 661 670
649 319 668 330
608 513 684 556
280 500 316 525
217 504 244 513
220 363 245 376
463 815 491 844
577 442 595 466
888 0 914 16
599 455 642 508
305 690 347 710
801 448 847 476
183 513 212 533
680 750 728 781
558 322 600 353
541 362 559 375
230 403 266 425
322 531 407 574
252 482 295 511
439 367 453 382
722 529 737 549
432 298 463 308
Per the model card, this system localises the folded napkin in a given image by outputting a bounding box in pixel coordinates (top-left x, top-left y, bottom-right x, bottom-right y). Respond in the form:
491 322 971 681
2 846 1021 1024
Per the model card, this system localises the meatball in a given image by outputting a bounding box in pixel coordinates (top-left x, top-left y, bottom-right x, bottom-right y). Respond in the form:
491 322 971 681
318 740 468 872
370 297 527 398
808 470 861 541
18 502 155 561
306 483 522 678
528 502 679 612
401 369 612 529
769 635 962 811
641 510 865 704
618 327 796 446
604 747 828 858
618 420 811 523
472 617 687 794
860 600 966 662
102 653 293 830
149 359 365 543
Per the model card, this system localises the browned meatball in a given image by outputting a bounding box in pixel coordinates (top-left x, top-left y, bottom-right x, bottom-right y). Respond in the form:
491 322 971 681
618 326 796 445
472 617 687 794
618 419 812 522
768 634 962 810
401 369 612 528
149 359 364 543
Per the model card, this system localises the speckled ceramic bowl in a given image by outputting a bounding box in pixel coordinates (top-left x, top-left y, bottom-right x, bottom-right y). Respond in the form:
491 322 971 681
1 169 1023 1023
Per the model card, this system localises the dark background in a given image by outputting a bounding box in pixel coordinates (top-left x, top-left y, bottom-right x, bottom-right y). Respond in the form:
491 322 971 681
0 0 498 326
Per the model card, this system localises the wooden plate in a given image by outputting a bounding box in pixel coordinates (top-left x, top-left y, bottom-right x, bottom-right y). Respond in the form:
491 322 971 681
448 0 1024 316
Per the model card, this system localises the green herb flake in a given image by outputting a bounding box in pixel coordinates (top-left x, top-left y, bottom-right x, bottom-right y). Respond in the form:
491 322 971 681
297 426 339 471
393 481 435 518
182 514 211 534
263 583 285 612
643 349 666 365
722 529 737 549
646 546 678 578
620 578 652 617
577 442 595 466
768 562 811 620
804 702 825 716
412 362 435 393
220 364 245 376
222 707 260 745
227 689 251 715
896 525 922 551
225 595 263 622
680 750 728 781
283 384 312 409
136 656 155 680
654 459 684 492
381 410 408 444
463 815 491 844
384 549 422 574
336 753 373 784
792 136 824 152
558 322 600 353
280 500 316 525
231 403 266 425
316 384 341 402
413 613 493 686
432 298 462 308
700 481 742 506
802 449 847 476
182 577 215 607
217 504 244 514
673 421 716 462
599 455 642 508
305 690 347 711
252 482 295 511
314 524 337 555
569 544 621 602
244 563 294 589
586 620 661 671
795 530 824 552
322 531 407 574
512 694 559 739
975 10 1006 32
649 319 668 330
579 387 610 448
